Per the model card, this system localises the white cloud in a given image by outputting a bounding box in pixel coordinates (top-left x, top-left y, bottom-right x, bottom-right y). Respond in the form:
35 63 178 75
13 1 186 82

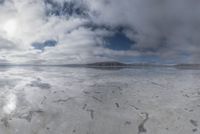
0 0 119 64
87 0 200 63
1 0 200 64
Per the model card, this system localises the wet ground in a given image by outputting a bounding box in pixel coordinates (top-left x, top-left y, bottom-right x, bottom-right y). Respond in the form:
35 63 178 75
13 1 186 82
0 67 199 134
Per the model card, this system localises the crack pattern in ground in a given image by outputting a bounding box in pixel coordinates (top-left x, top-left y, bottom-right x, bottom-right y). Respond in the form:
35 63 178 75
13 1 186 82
138 112 149 134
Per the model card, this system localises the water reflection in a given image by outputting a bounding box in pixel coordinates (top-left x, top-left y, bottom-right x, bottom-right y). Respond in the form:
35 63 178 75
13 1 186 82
0 67 199 134
3 93 17 114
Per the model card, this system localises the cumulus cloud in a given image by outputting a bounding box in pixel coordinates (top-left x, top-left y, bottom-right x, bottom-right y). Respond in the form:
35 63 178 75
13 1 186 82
87 0 200 63
0 0 200 64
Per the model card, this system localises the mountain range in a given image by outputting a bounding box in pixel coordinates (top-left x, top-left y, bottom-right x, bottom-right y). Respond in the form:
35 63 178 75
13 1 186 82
1 61 200 69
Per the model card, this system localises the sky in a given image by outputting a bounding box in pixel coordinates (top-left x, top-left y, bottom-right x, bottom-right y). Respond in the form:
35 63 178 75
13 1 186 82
0 0 200 64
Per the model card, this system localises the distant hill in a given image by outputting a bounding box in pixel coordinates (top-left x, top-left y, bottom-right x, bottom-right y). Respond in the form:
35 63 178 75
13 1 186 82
86 62 172 67
86 61 127 67
85 62 200 70
174 64 200 69
1 62 200 70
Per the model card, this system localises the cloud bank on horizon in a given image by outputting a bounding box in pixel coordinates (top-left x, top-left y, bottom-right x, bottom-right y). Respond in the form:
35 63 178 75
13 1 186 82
0 0 200 64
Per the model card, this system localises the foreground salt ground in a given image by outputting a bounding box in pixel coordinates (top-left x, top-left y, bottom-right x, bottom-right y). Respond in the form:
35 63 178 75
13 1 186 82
0 67 199 134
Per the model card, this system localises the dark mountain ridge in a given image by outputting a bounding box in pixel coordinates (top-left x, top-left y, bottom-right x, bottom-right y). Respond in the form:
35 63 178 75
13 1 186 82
1 62 200 69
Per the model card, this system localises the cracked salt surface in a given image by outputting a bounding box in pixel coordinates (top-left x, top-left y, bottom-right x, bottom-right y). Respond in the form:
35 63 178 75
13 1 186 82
0 67 200 134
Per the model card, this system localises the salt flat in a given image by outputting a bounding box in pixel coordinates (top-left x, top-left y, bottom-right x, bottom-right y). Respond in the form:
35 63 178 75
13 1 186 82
0 67 199 134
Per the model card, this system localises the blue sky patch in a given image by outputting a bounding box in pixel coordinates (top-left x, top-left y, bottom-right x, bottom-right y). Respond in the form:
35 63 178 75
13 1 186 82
32 40 57 51
104 32 134 51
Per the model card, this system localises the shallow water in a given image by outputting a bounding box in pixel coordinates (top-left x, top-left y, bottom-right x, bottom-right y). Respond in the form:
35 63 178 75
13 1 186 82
0 67 199 134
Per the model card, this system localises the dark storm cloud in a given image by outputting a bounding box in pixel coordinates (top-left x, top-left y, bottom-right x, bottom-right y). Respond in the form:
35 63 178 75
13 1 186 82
44 0 89 17
45 0 200 63
0 0 4 4
87 0 200 63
